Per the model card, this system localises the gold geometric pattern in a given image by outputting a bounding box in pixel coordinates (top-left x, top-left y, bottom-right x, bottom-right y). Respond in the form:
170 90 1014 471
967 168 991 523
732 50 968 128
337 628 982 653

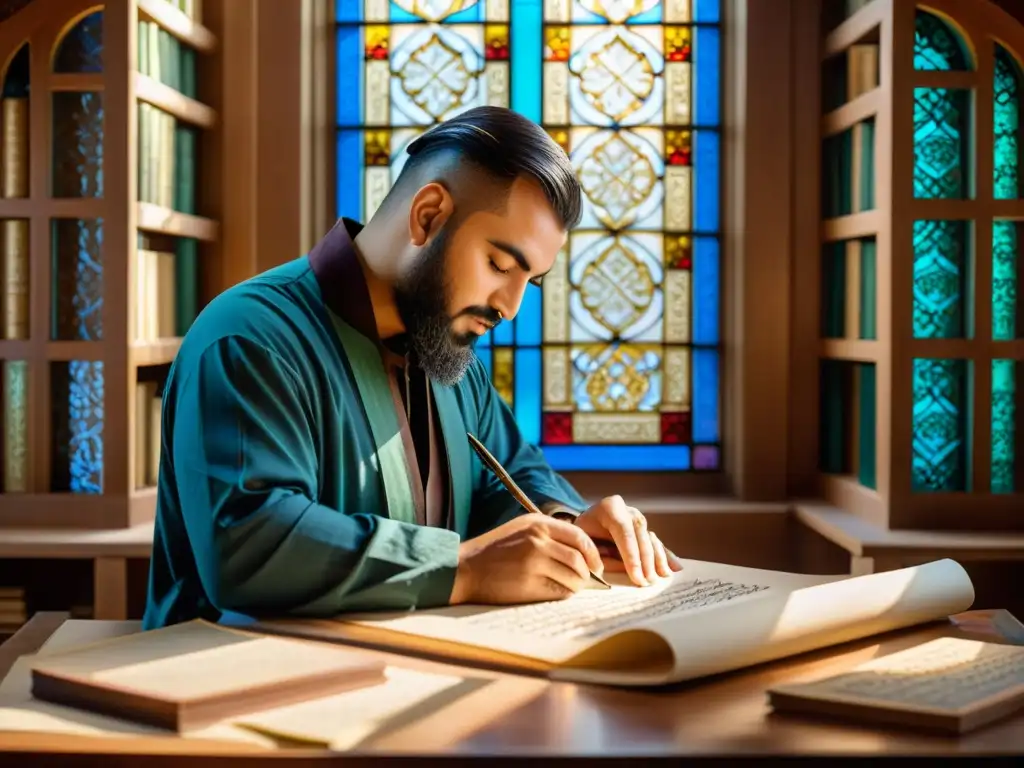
577 343 660 411
574 33 655 123
579 239 655 335
397 33 475 120
577 132 657 228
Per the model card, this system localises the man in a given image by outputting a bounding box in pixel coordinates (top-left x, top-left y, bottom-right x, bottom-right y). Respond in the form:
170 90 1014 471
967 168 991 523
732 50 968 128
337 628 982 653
143 106 680 630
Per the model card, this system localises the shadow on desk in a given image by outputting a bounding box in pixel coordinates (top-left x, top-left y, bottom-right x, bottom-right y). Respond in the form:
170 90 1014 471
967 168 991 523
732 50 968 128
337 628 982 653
0 609 1023 762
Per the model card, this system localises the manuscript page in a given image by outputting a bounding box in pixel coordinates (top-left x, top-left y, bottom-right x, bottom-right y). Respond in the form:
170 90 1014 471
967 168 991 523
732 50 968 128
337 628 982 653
322 559 974 686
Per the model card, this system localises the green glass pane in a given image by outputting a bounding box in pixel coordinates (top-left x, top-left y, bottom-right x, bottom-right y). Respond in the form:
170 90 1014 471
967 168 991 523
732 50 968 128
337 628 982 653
994 47 1020 200
912 358 969 492
991 359 1017 494
914 87 969 199
993 221 1018 341
913 220 968 339
914 10 969 71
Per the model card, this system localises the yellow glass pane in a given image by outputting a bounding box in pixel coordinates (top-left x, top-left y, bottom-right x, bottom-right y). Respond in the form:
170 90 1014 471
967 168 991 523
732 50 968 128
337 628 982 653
493 348 514 406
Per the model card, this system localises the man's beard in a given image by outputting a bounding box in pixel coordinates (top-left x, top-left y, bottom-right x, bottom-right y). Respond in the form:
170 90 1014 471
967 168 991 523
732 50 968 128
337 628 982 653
393 227 499 386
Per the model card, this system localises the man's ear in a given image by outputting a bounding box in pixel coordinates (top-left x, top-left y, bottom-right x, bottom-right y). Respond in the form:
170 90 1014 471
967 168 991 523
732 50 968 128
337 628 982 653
408 182 454 246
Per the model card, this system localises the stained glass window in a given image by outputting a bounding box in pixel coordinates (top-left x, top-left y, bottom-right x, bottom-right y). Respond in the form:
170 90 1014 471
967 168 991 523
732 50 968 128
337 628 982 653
910 10 972 492
335 0 721 472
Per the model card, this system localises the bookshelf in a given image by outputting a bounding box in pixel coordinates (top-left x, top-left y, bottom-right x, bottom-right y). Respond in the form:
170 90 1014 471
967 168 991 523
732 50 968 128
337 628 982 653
0 0 219 533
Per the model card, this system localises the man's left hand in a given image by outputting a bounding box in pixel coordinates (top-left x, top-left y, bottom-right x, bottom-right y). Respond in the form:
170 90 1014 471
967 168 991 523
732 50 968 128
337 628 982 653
573 495 682 586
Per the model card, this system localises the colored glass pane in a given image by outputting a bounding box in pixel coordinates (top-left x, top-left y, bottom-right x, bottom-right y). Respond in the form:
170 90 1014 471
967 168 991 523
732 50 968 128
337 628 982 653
913 10 969 71
993 221 1018 341
911 358 968 492
912 220 967 339
913 87 968 199
994 46 1020 200
51 360 104 494
335 0 721 471
991 360 1017 494
51 218 103 341
53 10 103 73
51 91 104 199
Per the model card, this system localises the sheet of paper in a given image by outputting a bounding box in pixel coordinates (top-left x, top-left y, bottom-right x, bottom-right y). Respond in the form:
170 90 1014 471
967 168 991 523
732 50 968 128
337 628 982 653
322 559 841 665
30 620 379 701
235 667 476 749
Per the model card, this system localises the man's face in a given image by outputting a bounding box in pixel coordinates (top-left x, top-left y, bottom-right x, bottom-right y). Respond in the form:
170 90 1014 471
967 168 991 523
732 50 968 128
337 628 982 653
394 176 567 386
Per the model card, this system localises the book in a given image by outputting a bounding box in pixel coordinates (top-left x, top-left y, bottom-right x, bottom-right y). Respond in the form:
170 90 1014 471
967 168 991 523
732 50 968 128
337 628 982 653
252 557 976 688
28 619 388 732
767 636 1024 734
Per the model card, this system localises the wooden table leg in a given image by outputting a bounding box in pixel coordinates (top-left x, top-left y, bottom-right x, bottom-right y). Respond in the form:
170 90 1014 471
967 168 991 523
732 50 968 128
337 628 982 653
93 556 127 620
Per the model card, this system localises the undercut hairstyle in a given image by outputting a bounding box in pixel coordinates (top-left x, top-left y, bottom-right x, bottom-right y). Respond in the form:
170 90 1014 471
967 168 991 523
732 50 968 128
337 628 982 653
390 106 583 231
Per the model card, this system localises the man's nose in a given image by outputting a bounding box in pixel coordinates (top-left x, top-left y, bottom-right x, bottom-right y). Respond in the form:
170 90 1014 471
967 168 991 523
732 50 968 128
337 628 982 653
492 283 526 324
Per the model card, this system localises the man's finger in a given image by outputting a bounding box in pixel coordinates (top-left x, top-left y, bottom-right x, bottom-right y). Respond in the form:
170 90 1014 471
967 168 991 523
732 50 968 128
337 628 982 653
606 512 645 585
541 516 604 575
632 510 658 582
650 532 672 578
543 538 592 582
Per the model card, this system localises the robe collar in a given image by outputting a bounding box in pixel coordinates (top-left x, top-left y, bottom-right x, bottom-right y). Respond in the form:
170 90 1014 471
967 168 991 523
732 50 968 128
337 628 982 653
307 217 412 357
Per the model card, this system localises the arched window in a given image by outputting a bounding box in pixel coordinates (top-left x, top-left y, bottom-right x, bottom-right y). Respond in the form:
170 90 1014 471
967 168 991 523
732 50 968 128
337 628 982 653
334 0 722 472
910 9 974 492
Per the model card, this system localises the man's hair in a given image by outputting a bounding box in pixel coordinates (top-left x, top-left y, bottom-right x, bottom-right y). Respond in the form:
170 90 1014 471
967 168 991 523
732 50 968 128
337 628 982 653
393 106 583 230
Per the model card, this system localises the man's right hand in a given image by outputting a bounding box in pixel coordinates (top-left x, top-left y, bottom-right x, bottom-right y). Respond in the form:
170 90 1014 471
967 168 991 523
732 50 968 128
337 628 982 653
449 514 604 605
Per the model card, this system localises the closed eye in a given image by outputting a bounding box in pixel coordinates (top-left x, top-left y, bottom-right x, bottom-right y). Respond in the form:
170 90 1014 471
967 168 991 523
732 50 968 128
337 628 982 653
491 258 544 288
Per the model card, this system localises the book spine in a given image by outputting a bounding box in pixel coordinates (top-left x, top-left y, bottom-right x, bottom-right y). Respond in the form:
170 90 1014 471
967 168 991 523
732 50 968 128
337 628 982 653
3 360 28 492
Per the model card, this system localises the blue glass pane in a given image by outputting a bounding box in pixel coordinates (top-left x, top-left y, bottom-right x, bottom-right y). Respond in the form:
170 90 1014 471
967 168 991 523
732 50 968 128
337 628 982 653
694 0 720 23
911 358 968 492
477 346 493 379
336 1 361 22
336 27 362 125
991 359 1016 494
543 445 691 471
52 91 104 199
693 236 719 344
492 316 514 345
53 11 103 73
912 219 967 339
516 283 541 346
51 218 103 341
388 2 483 22
693 348 719 442
336 131 362 220
515 348 541 444
914 10 969 71
994 47 1021 200
695 26 720 125
913 87 968 199
694 130 720 231
51 360 104 494
511 0 542 122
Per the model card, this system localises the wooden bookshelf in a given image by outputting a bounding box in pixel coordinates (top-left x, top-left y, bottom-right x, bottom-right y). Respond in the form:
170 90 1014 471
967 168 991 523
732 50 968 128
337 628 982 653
0 0 218 532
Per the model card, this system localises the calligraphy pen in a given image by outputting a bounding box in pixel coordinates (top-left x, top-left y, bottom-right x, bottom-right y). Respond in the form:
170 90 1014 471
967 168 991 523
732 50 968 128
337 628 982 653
467 432 612 589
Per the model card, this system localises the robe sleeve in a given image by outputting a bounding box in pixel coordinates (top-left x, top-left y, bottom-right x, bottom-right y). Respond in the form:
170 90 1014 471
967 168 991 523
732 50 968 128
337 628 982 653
466 359 587 538
171 335 461 617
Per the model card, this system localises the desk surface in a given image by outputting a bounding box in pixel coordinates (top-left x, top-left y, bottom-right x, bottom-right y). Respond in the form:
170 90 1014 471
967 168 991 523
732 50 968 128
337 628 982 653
1 609 1024 762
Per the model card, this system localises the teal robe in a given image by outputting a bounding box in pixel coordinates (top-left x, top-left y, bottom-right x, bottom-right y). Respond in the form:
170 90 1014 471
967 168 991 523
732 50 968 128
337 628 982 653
142 220 585 630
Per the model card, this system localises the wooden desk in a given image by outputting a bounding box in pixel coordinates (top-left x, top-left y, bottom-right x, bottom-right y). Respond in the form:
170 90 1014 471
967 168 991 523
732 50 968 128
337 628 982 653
1 610 1024 762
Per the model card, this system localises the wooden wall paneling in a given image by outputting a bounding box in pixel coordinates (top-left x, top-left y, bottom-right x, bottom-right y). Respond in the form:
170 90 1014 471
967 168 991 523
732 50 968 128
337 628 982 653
723 0 793 501
788 0 824 498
